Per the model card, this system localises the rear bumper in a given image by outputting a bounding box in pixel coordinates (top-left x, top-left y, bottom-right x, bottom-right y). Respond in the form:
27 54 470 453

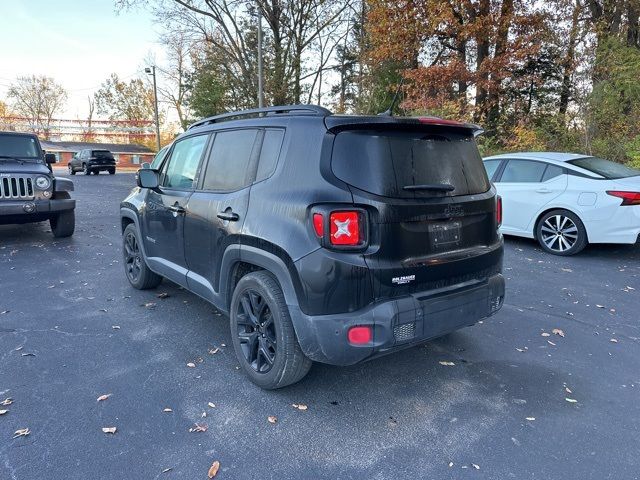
290 273 505 365
0 199 75 223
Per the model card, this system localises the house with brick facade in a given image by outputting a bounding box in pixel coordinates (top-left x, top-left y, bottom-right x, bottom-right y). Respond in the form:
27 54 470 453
40 140 156 168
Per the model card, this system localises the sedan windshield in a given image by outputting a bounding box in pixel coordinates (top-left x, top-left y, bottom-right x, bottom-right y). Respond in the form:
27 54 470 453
568 157 640 179
0 134 42 161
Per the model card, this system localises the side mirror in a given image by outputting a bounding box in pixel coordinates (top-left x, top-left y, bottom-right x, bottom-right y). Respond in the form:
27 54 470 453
45 153 57 164
137 168 160 189
141 162 151 169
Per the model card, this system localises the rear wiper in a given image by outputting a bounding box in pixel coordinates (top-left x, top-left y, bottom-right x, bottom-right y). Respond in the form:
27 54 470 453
403 183 455 192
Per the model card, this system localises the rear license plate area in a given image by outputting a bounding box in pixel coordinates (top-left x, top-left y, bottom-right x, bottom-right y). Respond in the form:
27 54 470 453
429 221 462 250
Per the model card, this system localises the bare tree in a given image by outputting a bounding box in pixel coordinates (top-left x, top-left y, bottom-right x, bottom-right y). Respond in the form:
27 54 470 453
157 31 193 130
7 75 67 139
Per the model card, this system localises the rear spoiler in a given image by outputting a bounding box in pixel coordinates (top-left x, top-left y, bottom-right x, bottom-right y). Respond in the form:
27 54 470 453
324 115 484 137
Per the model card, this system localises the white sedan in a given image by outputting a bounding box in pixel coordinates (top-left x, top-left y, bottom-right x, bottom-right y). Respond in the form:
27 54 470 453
483 152 640 255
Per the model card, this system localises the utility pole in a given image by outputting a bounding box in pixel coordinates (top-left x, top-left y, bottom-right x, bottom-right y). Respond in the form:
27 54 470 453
145 66 161 151
257 6 264 108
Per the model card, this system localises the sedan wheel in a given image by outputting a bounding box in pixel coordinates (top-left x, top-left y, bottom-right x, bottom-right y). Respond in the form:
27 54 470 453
536 210 587 256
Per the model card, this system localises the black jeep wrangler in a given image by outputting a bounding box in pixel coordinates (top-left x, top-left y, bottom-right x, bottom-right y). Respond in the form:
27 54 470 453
0 131 75 237
120 106 504 389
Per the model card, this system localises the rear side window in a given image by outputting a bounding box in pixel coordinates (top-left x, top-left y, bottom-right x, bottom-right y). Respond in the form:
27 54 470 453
542 164 564 181
331 130 490 198
256 129 284 181
202 129 259 191
500 160 546 183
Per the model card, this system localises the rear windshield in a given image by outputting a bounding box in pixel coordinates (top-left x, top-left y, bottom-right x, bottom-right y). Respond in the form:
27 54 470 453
92 150 114 159
0 134 41 159
331 130 490 198
568 157 640 179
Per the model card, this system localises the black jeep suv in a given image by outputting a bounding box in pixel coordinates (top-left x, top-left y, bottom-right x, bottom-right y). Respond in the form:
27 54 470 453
68 148 117 175
0 131 75 237
120 105 504 389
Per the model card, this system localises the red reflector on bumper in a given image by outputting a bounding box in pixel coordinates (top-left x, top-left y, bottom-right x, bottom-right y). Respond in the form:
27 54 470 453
348 326 372 344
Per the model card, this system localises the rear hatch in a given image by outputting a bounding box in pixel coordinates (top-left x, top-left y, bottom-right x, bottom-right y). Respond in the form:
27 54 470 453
329 120 502 300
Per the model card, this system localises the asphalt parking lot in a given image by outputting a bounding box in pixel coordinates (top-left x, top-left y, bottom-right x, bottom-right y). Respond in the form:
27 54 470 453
1 171 639 479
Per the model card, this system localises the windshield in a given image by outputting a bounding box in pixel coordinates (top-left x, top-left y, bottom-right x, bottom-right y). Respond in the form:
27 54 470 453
332 130 490 198
568 157 640 179
0 134 42 161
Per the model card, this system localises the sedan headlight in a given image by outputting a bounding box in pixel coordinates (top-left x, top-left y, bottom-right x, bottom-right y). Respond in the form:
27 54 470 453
35 176 51 190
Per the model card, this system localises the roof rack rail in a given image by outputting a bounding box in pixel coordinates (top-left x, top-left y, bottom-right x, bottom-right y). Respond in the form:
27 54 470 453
188 105 332 130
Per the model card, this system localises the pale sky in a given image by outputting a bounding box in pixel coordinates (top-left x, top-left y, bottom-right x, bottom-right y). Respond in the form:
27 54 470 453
0 0 164 120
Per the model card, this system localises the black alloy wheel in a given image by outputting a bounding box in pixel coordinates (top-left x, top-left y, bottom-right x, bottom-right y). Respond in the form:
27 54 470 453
124 230 142 284
235 289 277 373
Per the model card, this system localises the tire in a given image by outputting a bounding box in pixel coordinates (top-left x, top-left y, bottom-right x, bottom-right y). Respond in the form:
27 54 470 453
68 164 76 175
93 170 99 175
83 164 91 175
122 224 162 289
49 192 75 238
230 271 311 389
536 209 587 256
108 168 116 175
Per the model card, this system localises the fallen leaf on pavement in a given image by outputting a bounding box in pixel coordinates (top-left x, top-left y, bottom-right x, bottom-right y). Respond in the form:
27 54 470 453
565 398 578 403
21 353 36 357
208 460 220 478
157 292 170 299
201 412 207 418
112 325 120 330
541 332 551 337
208 348 220 355
97 394 112 402
472 464 480 470
448 462 453 468
610 338 618 343
526 417 535 421
102 427 117 434
0 410 8 415
162 468 172 473
187 362 196 368
292 404 308 411
268 416 277 424
163 408 173 413
143 302 156 308
13 428 30 438
552 328 565 337
207 402 216 408
1 398 13 406
596 304 605 309
439 361 455 366
561 268 573 272
547 340 556 346
189 423 208 433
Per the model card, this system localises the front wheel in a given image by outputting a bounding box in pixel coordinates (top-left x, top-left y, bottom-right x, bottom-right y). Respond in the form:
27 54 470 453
122 224 162 289
536 210 587 256
108 168 115 175
68 164 76 175
230 271 311 389
83 164 91 175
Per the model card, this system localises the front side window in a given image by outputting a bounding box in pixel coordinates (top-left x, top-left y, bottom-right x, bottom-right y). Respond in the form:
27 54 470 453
162 135 208 189
483 160 502 180
202 129 259 191
500 160 547 183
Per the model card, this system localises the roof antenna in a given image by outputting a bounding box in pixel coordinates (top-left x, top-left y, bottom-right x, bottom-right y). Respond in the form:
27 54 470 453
378 76 405 117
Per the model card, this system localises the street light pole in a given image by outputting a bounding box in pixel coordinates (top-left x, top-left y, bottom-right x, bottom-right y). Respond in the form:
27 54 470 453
145 66 161 151
257 7 264 108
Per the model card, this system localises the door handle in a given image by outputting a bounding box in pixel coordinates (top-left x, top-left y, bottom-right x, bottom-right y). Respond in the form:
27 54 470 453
536 188 552 194
217 211 240 221
168 204 185 214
